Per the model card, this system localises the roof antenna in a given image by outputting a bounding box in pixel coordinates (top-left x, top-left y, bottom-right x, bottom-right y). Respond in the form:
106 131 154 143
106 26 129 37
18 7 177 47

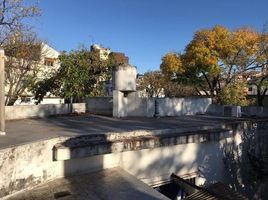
89 35 94 46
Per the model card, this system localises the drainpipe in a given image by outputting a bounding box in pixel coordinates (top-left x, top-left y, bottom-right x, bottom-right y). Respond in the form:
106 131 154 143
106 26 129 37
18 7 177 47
0 49 5 135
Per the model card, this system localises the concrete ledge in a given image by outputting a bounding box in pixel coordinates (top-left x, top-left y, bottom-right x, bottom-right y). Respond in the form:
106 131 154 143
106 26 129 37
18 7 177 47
53 128 232 161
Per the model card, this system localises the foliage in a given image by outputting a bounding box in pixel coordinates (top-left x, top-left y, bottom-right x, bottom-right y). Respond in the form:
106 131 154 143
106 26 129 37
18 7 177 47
163 81 197 97
160 53 183 79
137 70 197 98
4 30 42 105
222 122 268 199
248 71 268 106
137 71 165 97
0 0 41 105
0 0 40 45
248 31 268 106
219 81 249 106
33 48 113 103
108 52 129 66
161 25 268 105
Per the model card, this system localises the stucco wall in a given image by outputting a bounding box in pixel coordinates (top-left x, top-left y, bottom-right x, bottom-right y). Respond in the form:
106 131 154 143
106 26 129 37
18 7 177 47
126 92 155 117
86 97 113 116
0 137 120 198
5 103 86 120
206 104 225 116
241 106 268 117
206 104 268 117
157 97 211 117
113 91 211 118
0 132 234 199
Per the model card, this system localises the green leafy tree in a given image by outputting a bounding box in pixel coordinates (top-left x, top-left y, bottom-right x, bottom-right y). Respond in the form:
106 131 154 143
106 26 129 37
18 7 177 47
33 47 113 103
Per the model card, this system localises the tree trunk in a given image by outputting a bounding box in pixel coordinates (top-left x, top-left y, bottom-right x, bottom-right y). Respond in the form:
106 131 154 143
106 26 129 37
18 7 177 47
257 87 267 107
7 96 18 106
257 89 263 107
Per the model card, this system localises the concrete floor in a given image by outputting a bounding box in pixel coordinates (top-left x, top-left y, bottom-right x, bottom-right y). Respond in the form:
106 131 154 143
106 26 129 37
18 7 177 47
0 114 236 149
1 114 260 200
6 167 169 200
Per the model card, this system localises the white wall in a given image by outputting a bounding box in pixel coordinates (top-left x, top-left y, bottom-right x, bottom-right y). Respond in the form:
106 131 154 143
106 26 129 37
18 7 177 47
86 97 113 116
206 104 268 117
113 91 211 118
126 92 155 117
0 133 234 199
5 103 86 120
157 97 212 117
119 142 226 186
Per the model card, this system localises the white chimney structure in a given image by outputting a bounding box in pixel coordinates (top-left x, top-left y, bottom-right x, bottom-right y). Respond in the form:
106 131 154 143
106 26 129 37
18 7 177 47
112 64 137 118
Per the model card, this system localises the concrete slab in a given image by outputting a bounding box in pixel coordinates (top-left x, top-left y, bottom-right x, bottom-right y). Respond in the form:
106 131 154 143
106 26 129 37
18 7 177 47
2 114 264 149
1 114 239 149
6 167 169 200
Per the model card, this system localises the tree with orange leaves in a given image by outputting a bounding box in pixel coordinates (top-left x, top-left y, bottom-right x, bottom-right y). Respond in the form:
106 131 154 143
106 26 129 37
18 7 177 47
161 25 268 104
160 53 183 79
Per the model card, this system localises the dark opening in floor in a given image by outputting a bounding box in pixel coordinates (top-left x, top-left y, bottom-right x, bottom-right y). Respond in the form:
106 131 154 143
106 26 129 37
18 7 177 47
154 177 195 200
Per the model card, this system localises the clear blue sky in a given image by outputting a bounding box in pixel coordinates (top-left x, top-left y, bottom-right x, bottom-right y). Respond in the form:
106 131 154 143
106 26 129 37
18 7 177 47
31 0 268 73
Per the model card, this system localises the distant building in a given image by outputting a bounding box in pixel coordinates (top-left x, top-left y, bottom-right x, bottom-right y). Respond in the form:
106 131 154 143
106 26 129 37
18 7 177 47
90 44 111 61
5 43 63 105
90 44 130 96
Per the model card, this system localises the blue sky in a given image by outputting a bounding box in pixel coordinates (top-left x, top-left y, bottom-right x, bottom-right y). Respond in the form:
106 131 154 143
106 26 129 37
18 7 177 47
31 0 268 73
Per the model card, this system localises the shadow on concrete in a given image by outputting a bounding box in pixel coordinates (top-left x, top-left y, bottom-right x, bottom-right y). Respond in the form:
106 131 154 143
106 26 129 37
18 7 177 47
5 107 268 199
178 121 268 199
58 135 169 199
27 114 229 136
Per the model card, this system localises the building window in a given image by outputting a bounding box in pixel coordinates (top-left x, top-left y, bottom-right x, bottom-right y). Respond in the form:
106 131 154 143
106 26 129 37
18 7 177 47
44 57 54 66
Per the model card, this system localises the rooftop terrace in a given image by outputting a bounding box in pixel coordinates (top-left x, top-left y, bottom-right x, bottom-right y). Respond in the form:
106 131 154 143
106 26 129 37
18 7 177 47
1 114 241 149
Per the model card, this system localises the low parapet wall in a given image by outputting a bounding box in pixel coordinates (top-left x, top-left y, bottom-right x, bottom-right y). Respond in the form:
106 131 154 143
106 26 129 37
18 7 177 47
86 97 113 116
206 104 268 117
5 103 86 120
113 91 212 118
241 106 268 117
157 97 211 117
